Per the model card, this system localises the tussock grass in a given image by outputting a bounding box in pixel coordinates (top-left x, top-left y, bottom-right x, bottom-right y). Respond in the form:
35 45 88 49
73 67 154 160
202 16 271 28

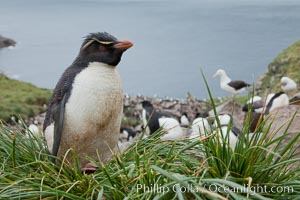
0 72 299 199
0 112 300 199
1 118 299 199
1 112 299 199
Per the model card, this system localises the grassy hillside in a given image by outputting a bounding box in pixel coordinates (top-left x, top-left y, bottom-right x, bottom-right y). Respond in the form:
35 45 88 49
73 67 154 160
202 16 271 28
256 40 300 96
0 74 51 122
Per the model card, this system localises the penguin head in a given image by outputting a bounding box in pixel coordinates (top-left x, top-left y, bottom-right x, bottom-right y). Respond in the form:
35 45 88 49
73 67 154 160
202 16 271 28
141 101 153 109
182 112 188 117
79 32 133 66
141 100 154 115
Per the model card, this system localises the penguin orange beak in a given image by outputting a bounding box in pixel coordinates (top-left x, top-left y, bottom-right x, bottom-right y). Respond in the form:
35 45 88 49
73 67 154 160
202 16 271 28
114 40 133 51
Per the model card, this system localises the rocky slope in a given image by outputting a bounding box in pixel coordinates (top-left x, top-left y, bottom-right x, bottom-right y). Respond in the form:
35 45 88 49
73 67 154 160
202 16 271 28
122 93 212 127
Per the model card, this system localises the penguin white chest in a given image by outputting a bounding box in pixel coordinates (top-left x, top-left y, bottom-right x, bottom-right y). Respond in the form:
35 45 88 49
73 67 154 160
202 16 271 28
56 62 123 165
45 62 124 163
65 62 123 132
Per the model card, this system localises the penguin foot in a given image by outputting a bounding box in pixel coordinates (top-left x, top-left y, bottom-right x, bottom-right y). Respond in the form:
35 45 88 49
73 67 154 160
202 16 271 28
81 162 98 174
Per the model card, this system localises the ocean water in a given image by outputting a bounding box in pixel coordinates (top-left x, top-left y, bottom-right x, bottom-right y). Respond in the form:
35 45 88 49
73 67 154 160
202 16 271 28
1 0 300 99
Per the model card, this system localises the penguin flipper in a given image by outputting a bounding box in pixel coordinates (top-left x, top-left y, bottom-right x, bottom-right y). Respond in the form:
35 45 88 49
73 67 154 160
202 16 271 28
52 94 67 157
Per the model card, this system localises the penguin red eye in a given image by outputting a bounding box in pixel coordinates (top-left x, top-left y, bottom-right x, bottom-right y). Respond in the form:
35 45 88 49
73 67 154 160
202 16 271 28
99 46 106 52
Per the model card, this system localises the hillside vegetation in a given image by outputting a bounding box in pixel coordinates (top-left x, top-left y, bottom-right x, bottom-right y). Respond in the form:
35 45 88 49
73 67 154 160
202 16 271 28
256 40 300 96
0 74 51 122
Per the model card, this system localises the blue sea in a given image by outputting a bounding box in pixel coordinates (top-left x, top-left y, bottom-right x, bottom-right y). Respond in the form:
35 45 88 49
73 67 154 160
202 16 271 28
1 0 300 98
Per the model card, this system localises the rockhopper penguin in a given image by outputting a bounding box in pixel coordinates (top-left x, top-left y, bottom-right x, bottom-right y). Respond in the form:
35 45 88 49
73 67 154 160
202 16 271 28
141 101 184 140
141 100 172 135
43 32 133 171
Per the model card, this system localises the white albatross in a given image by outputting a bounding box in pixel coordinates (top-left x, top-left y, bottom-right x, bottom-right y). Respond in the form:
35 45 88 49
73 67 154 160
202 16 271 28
280 76 297 93
213 69 250 96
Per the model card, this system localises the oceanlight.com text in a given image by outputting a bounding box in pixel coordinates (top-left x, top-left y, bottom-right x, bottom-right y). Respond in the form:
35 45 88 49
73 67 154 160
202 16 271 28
205 183 294 194
136 183 294 195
